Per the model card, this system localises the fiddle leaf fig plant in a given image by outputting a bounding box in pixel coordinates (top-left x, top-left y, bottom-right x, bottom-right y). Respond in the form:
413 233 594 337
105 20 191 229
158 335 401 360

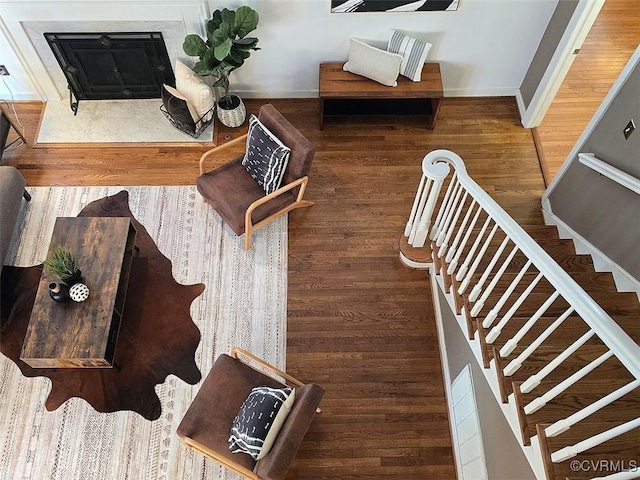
183 6 260 109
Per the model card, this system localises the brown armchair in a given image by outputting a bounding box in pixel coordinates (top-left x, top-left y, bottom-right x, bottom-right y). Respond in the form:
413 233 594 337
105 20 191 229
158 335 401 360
177 348 324 480
196 104 315 250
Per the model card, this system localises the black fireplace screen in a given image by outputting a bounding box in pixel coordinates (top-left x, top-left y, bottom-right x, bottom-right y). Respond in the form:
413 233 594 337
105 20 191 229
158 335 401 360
44 32 175 104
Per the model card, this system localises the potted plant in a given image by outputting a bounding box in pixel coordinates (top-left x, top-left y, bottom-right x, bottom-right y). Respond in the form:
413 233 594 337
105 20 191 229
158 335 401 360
183 6 260 127
44 244 82 285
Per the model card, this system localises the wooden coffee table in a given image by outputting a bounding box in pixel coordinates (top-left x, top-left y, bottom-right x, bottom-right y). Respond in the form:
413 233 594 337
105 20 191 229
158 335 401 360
20 216 137 369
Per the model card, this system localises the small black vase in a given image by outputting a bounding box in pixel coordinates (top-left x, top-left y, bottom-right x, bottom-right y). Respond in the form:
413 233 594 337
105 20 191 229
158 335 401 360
62 269 83 287
49 282 70 302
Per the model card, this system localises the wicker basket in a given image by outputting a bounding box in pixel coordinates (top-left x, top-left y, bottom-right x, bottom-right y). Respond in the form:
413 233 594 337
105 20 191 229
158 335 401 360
159 105 214 139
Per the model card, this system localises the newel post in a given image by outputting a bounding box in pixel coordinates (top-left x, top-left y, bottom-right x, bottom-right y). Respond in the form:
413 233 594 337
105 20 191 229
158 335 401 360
404 157 450 248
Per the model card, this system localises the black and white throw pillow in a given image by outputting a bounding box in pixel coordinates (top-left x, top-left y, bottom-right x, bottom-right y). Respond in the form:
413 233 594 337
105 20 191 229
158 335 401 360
229 386 295 460
242 115 291 194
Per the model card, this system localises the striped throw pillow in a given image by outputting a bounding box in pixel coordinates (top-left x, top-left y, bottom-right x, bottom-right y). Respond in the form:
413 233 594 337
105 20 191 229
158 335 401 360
387 30 432 82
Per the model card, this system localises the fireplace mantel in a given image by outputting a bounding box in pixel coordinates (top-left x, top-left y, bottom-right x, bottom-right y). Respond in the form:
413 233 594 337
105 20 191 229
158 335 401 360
1 0 208 101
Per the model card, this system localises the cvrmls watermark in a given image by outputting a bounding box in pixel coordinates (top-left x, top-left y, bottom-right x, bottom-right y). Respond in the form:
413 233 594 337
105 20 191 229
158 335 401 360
570 460 639 473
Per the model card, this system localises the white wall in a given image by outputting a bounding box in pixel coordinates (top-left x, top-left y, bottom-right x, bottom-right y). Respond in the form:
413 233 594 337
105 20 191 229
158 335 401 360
0 0 558 101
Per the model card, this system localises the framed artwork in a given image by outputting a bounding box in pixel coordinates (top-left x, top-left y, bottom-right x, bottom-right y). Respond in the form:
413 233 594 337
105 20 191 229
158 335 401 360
331 0 459 13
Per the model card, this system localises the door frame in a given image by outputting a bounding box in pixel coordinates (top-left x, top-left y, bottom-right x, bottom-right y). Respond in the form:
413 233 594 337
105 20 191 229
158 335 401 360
518 0 605 129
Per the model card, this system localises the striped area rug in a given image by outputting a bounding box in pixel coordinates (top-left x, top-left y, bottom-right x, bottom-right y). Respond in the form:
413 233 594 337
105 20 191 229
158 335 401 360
0 186 287 480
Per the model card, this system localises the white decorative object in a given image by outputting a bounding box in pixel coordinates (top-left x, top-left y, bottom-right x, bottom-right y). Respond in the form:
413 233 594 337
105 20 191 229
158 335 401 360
343 38 402 87
69 283 90 302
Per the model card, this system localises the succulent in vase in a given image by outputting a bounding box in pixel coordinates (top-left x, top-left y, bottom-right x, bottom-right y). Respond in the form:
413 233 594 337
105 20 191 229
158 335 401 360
43 244 82 285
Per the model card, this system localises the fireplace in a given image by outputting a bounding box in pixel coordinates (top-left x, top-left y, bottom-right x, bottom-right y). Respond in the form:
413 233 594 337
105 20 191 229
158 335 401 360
44 32 175 115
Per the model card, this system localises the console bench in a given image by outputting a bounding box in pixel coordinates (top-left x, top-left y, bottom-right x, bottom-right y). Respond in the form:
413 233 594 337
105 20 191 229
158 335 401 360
319 62 443 130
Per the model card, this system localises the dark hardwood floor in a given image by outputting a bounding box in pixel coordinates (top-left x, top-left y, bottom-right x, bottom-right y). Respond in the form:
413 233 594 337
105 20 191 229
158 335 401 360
2 97 546 479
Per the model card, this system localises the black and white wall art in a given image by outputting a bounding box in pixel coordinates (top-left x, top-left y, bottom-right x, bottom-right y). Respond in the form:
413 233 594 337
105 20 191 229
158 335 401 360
331 0 459 13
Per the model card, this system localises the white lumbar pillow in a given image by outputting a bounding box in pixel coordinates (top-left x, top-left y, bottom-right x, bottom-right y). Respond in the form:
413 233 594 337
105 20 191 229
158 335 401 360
343 38 402 87
174 60 215 121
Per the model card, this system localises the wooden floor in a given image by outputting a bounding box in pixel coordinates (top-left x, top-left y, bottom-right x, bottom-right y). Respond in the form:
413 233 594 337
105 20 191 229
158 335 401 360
2 97 546 479
535 0 640 185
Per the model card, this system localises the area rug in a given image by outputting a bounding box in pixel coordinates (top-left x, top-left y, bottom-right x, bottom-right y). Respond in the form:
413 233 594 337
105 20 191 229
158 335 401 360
0 185 287 480
1 190 205 421
35 99 214 146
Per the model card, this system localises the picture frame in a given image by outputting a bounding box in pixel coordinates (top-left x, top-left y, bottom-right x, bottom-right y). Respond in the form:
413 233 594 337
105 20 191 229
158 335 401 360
331 0 459 13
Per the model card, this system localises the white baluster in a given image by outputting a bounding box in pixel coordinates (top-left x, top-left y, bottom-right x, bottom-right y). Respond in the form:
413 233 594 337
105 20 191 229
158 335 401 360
503 307 575 376
405 175 428 237
551 417 640 463
430 173 457 240
447 203 481 275
455 214 491 281
468 237 513 304
520 330 595 393
546 379 640 437
438 191 469 259
436 184 463 247
409 162 450 247
485 272 544 344
458 222 498 292
445 199 476 264
525 350 614 415
500 290 561 358
482 260 532 328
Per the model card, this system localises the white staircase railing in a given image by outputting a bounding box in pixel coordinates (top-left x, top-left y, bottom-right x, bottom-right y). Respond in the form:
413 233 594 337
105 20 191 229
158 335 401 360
402 150 640 479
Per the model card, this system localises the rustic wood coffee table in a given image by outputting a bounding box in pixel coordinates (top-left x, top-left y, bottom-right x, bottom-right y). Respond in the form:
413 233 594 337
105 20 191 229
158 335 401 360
20 216 137 369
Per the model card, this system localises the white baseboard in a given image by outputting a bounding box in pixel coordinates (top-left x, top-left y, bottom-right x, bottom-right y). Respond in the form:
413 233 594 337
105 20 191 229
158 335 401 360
0 92 40 101
235 90 318 99
444 87 517 97
542 208 640 301
2 88 519 101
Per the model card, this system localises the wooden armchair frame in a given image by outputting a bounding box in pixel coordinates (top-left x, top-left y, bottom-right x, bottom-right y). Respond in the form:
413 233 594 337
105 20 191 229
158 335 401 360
198 134 314 250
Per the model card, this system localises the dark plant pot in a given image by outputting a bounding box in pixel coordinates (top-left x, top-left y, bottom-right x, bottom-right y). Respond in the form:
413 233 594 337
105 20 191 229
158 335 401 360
49 282 70 302
62 269 83 286
216 95 246 128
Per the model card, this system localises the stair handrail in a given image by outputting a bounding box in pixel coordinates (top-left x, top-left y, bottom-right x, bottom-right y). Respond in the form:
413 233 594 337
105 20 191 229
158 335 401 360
415 149 640 379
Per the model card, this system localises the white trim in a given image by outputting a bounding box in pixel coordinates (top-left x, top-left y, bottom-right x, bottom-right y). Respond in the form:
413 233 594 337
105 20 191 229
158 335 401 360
430 271 465 480
519 0 605 128
542 208 640 301
444 87 516 97
0 1 208 101
542 45 640 201
577 153 640 196
515 89 527 120
431 272 546 479
399 251 430 270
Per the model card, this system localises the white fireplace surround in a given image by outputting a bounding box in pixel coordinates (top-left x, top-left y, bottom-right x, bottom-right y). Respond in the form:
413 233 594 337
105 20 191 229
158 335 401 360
1 0 209 101
25 22 185 99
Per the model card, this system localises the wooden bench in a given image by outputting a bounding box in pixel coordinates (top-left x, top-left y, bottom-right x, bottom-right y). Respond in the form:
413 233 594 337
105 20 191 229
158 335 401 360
319 62 443 130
